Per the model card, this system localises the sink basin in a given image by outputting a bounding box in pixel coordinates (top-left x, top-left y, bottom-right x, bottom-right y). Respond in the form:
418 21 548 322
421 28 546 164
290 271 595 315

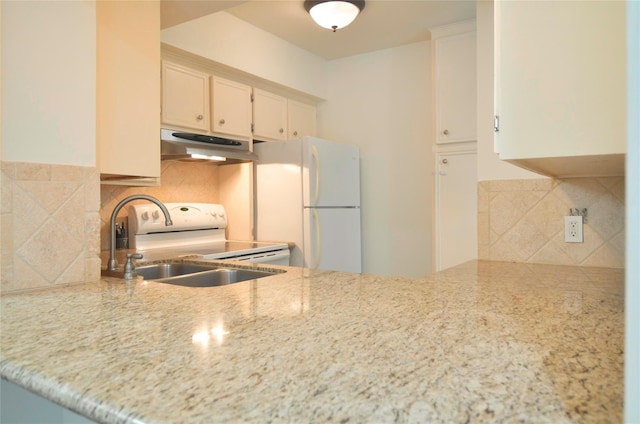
136 262 280 287
155 268 278 287
136 263 217 280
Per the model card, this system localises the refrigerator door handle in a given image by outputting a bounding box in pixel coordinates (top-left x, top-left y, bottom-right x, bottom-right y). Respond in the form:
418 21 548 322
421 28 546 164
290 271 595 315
311 144 320 206
312 209 321 269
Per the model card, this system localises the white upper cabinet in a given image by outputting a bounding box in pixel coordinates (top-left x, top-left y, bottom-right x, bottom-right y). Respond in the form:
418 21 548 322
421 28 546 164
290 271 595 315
160 48 318 144
432 21 477 144
97 1 160 186
287 100 317 140
161 61 210 133
252 88 287 141
211 76 253 140
494 1 626 177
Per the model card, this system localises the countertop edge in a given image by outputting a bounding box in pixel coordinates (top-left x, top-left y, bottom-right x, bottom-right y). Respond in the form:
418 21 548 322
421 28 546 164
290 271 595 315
0 359 146 424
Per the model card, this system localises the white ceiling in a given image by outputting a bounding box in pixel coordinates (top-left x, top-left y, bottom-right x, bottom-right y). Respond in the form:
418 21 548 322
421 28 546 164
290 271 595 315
161 0 476 60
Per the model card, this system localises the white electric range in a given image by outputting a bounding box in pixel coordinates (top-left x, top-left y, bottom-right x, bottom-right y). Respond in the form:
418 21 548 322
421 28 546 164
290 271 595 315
127 203 290 266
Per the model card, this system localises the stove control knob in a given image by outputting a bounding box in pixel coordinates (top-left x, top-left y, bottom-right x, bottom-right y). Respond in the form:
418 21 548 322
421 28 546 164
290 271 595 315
141 211 149 220
152 210 160 219
219 213 225 219
210 212 218 218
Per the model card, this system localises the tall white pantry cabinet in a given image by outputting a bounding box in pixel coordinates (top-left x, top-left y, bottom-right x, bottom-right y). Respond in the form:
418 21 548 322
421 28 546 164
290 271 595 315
494 1 626 177
431 20 478 271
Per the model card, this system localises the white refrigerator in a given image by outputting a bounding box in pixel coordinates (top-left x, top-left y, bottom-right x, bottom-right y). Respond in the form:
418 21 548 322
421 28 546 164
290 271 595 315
254 137 361 273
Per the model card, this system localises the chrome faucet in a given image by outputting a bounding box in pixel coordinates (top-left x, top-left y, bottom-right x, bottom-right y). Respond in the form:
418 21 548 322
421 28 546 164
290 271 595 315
106 195 173 272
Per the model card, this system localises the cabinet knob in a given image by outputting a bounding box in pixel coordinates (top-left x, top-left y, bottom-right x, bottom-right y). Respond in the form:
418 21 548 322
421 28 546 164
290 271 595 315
293 131 298 136
443 129 449 135
441 158 448 164
196 114 203 121
219 118 226 125
279 128 284 134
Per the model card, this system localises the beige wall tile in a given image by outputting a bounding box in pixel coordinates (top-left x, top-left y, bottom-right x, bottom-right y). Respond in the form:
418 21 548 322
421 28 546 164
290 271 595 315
481 177 625 268
554 178 608 208
13 184 49 247
582 243 625 268
526 193 567 238
51 165 84 182
13 257 49 291
478 211 489 246
15 163 51 181
529 242 574 266
0 214 15 289
478 182 489 213
54 189 86 242
489 193 521 236
84 167 101 212
1 167 14 214
1 161 101 294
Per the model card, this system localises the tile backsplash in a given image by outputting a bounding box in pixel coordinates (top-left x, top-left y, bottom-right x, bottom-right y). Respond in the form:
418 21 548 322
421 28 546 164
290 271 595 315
1 161 101 293
1 161 625 295
478 177 625 268
99 161 220 251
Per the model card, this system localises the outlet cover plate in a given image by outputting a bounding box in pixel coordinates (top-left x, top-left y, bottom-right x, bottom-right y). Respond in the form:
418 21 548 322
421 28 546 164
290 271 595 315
565 216 584 243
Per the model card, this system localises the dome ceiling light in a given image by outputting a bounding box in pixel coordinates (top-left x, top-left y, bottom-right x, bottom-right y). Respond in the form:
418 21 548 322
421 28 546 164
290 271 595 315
304 0 365 32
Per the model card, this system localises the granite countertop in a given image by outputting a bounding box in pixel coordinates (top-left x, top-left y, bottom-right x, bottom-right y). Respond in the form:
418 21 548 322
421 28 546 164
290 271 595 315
0 260 624 423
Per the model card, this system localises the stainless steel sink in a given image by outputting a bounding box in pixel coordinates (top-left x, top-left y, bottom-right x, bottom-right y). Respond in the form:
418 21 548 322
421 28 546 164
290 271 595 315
136 263 218 280
136 262 280 287
155 268 277 287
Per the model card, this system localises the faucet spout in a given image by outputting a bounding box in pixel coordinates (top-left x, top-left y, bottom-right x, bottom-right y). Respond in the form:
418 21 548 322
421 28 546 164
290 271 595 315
107 195 173 271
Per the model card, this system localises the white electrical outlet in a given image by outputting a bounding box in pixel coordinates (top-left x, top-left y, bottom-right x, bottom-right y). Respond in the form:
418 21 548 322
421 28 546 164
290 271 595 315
565 216 584 243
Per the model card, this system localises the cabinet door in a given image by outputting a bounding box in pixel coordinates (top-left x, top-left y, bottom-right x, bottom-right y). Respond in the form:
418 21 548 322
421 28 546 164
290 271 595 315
287 100 316 139
161 61 209 132
253 88 287 141
435 150 477 271
97 1 160 185
211 76 252 139
434 31 476 144
495 1 625 162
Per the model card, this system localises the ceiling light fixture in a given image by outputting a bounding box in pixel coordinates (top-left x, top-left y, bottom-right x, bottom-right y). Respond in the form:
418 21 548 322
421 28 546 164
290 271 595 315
304 0 365 32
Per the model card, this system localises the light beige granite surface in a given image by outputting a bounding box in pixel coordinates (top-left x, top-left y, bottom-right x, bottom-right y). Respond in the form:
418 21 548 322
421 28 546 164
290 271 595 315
0 260 624 423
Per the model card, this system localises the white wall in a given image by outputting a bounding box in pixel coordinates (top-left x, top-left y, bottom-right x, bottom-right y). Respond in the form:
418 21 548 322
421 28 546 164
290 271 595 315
319 42 433 277
161 11 328 99
475 0 540 182
1 1 96 166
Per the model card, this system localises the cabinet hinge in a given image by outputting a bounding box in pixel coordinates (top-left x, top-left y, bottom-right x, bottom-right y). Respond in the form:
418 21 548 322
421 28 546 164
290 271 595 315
494 115 500 133
251 123 254 133
250 93 254 102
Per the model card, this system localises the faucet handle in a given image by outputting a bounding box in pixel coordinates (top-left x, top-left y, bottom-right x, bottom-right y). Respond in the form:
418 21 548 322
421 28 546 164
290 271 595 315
123 253 143 280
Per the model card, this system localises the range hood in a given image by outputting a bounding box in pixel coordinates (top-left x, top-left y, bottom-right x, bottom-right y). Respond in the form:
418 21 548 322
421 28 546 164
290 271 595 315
161 128 257 164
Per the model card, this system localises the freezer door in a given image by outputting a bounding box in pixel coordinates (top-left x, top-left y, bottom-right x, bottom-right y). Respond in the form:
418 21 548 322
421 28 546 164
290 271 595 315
302 137 360 207
303 208 361 273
